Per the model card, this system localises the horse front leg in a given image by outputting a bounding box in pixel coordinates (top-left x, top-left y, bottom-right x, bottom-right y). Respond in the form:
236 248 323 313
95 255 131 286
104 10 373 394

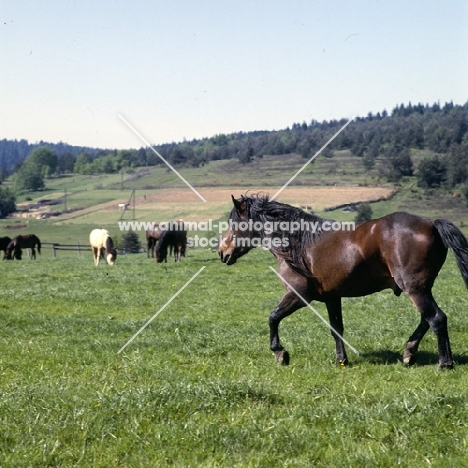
269 291 307 365
93 247 100 266
325 298 348 365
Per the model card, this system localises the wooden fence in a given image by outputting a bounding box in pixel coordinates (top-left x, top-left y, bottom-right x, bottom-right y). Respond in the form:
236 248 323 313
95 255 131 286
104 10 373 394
41 242 144 257
42 242 85 257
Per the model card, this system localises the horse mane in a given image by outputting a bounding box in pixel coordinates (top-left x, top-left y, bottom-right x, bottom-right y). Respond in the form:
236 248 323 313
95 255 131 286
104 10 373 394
231 193 330 276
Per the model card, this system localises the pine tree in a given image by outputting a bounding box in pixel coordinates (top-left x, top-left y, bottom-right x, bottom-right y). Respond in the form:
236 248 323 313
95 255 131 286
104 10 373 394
120 231 141 253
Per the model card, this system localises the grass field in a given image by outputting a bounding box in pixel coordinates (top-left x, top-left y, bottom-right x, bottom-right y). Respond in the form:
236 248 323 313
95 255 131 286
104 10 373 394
2 150 468 466
2 248 468 466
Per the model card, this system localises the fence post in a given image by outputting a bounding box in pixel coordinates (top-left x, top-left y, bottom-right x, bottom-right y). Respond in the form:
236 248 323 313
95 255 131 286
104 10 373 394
77 242 81 257
52 244 57 258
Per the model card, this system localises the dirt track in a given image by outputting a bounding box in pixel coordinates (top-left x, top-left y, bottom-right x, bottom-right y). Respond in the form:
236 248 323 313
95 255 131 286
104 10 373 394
138 186 394 210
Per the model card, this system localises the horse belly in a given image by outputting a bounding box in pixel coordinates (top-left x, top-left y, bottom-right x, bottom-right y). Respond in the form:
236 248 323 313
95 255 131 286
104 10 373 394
313 254 396 298
338 274 398 297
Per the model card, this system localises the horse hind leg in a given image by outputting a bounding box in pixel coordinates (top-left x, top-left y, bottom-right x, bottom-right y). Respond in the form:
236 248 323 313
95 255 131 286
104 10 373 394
31 248 36 260
406 291 453 369
175 245 182 262
403 316 430 366
147 239 154 258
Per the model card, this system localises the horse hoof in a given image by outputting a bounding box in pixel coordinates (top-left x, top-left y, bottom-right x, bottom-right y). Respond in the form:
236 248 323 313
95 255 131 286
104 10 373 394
402 351 417 366
438 363 454 370
274 350 290 366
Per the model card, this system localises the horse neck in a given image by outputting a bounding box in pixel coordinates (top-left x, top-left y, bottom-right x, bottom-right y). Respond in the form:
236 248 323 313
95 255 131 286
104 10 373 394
157 231 171 250
252 209 326 240
105 236 114 250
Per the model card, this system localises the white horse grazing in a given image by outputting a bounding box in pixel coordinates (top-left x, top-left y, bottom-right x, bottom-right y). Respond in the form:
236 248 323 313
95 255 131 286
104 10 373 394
89 229 117 266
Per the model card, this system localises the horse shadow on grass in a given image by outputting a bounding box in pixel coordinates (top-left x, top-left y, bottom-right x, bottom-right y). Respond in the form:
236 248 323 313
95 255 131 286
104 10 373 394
360 349 468 367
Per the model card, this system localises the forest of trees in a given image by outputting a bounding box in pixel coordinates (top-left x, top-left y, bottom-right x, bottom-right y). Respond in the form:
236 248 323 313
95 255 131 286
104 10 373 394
1 101 467 215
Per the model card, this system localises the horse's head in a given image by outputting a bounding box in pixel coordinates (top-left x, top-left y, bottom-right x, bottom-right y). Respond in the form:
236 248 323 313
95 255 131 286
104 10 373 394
218 195 256 265
155 243 167 263
3 240 16 260
106 248 117 266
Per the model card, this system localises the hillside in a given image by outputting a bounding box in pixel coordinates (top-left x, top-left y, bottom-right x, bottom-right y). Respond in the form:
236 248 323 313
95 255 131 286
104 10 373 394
2 99 468 244
1 147 468 250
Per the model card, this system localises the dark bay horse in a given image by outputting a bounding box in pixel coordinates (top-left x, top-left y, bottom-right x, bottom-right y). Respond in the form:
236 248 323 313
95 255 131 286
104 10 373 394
4 234 41 260
156 221 187 263
0 236 11 257
218 194 468 369
146 225 161 258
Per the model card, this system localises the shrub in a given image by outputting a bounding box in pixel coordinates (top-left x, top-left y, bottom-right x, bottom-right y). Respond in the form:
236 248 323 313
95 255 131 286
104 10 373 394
355 203 373 223
120 231 141 253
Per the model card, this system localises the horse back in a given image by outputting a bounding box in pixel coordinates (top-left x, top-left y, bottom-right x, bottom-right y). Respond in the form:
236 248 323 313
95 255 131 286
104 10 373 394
90 229 111 248
0 236 11 251
308 212 446 297
146 225 161 241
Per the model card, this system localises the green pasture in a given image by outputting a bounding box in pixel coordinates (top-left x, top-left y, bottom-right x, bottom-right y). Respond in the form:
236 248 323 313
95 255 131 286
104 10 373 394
1 248 468 466
2 149 467 242
2 184 466 250
3 148 466 222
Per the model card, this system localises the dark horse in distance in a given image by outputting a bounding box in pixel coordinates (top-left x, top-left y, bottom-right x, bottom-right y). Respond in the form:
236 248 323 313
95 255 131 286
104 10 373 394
218 194 468 369
4 234 41 260
156 221 187 263
146 224 162 258
0 236 11 258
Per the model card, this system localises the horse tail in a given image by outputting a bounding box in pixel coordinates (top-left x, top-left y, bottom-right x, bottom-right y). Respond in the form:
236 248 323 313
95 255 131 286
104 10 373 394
434 219 468 288
36 235 41 254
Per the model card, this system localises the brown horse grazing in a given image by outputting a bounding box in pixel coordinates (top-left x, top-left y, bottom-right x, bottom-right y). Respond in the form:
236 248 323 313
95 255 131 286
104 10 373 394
156 222 187 263
146 225 162 258
218 194 468 369
4 234 41 260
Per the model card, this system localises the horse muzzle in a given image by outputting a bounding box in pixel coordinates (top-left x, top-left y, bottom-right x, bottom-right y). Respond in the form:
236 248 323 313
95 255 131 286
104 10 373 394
218 250 237 265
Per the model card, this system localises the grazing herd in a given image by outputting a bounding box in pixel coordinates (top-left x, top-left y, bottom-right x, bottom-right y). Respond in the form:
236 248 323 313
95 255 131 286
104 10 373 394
88 222 187 266
2 222 188 267
86 221 188 266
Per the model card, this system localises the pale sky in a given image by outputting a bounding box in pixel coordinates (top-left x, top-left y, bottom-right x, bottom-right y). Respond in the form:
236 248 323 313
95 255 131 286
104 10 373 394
2 1 467 149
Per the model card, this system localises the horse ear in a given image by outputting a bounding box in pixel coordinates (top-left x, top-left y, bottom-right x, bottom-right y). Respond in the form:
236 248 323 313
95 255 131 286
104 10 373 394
231 195 245 214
